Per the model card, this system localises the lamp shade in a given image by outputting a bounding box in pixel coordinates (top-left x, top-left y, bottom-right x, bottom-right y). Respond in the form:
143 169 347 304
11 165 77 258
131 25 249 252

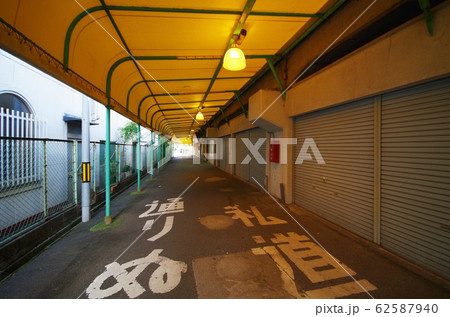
223 47 246 71
195 111 204 121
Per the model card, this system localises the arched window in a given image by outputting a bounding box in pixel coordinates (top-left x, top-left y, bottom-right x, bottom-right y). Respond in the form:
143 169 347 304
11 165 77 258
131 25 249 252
0 92 42 188
0 92 32 114
0 92 37 138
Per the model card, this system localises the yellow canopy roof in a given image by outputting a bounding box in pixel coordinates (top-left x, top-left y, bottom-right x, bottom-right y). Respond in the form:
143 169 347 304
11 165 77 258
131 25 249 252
0 0 342 137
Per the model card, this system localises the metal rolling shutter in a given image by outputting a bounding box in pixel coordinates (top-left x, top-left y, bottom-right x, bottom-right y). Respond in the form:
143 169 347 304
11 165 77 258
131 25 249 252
249 128 267 187
225 135 232 174
235 128 266 185
235 130 249 181
219 136 228 171
381 78 450 278
294 99 374 240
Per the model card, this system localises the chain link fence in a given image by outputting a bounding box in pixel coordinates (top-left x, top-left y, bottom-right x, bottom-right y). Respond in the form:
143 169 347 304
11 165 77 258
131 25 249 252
0 137 171 244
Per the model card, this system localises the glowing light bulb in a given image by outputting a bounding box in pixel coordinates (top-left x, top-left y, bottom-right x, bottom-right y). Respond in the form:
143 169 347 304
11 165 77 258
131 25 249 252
223 47 246 71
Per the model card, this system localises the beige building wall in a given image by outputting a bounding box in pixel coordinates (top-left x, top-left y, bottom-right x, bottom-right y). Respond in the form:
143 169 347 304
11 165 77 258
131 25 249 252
285 2 450 117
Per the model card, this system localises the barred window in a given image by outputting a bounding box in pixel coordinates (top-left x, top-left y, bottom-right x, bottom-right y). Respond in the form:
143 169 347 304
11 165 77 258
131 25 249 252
0 93 45 189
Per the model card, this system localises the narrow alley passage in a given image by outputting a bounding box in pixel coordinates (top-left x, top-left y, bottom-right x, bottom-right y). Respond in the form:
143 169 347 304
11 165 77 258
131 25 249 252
0 158 447 299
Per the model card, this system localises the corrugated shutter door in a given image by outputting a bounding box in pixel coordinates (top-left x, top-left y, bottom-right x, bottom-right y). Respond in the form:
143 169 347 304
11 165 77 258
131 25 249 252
235 128 266 184
294 99 374 240
249 128 267 187
219 136 228 171
381 78 450 278
225 136 231 173
235 130 250 181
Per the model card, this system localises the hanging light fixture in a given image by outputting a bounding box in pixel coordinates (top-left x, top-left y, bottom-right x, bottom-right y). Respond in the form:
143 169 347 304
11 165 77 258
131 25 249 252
223 45 246 71
195 110 204 121
223 29 247 71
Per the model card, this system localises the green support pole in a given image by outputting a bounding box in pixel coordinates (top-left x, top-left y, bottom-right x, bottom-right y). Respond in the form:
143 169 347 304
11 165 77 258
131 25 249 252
150 132 154 177
105 107 112 225
234 91 248 118
418 0 434 36
265 57 286 99
137 124 141 192
219 107 230 126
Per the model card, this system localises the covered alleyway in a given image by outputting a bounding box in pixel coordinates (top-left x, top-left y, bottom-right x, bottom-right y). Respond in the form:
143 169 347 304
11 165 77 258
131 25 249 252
0 158 447 299
1 0 450 305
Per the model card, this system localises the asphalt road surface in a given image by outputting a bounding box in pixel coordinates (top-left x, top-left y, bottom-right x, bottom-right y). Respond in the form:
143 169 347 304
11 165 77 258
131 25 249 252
0 158 448 299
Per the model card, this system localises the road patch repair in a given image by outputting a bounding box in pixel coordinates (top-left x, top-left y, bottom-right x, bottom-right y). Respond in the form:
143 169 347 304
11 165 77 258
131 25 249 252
193 203 377 299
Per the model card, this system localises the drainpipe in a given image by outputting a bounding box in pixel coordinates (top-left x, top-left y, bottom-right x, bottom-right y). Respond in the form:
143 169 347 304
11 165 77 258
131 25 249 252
81 96 91 222
105 106 112 225
137 124 141 192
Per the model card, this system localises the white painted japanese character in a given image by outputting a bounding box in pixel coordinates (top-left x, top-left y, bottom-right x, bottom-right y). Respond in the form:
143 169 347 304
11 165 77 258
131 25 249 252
85 249 187 299
139 200 159 218
146 216 174 241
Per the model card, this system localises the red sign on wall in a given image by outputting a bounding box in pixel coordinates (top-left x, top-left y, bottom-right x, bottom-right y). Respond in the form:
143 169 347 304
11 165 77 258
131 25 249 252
270 142 280 163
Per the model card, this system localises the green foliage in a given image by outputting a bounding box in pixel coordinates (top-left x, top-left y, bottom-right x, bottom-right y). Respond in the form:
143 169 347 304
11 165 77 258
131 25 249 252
119 122 138 143
89 218 122 232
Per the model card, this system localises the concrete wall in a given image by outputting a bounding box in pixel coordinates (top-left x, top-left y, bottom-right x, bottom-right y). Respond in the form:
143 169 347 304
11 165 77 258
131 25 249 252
285 2 450 117
208 2 450 206
0 48 155 229
0 48 134 142
218 113 254 137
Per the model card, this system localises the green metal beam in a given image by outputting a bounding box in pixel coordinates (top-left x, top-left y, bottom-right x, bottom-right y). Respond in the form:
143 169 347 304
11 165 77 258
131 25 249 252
152 106 221 128
107 54 269 124
145 100 229 125
194 0 256 130
64 5 321 68
265 57 286 99
233 91 248 118
159 121 201 133
281 0 348 59
136 124 141 192
219 107 230 126
156 117 198 130
100 0 161 128
200 0 256 105
418 0 434 36
206 0 349 127
136 90 231 119
107 54 270 98
105 106 111 223
127 76 250 110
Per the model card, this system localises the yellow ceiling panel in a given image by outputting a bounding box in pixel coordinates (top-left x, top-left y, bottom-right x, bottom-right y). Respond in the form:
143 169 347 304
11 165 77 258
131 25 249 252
0 0 89 60
147 81 211 96
241 17 308 55
132 55 219 73
105 0 247 11
0 0 344 136
204 92 236 100
155 95 205 104
114 12 237 56
252 0 329 14
210 78 251 92
110 59 219 107
0 0 21 26
71 15 131 88
217 58 267 78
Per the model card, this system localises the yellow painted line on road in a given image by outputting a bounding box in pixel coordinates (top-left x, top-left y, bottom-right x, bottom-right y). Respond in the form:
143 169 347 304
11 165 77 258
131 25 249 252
306 279 377 299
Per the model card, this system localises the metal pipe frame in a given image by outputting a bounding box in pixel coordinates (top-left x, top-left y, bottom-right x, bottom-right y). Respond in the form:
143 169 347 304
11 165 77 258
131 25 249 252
64 6 322 67
206 0 349 127
126 76 251 110
145 100 229 125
